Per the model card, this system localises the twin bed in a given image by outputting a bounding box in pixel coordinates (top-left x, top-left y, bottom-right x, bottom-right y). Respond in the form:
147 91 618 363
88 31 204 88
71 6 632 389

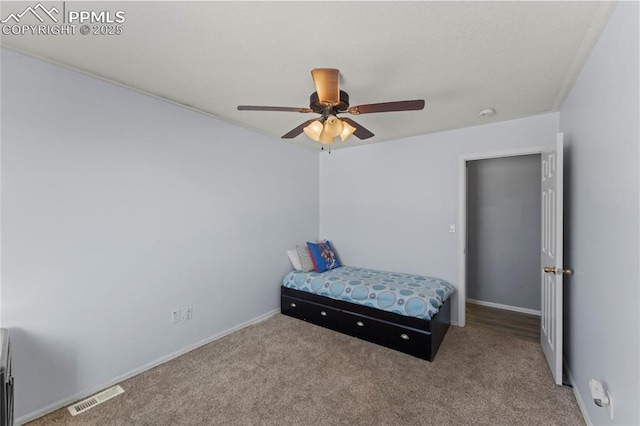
281 266 454 361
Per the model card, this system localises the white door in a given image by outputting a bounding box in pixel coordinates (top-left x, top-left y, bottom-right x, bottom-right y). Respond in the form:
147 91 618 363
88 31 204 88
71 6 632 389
541 133 569 385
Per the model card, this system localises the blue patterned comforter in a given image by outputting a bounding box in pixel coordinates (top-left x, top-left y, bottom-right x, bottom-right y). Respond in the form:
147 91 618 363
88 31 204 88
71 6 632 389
282 266 454 320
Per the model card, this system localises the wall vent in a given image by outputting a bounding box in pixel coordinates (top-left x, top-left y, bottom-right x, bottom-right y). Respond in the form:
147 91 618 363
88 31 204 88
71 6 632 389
67 385 125 416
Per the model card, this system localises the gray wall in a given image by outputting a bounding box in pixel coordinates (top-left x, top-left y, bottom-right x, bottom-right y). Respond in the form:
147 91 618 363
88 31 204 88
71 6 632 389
467 155 541 311
1 49 320 420
3 2 637 423
319 112 560 323
559 2 639 425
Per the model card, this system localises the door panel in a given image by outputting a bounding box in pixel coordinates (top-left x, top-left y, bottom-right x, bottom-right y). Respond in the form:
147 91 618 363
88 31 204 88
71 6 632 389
541 133 564 385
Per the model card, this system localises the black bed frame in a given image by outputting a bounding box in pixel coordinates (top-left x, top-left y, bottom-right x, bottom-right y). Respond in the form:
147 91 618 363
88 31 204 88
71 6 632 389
281 286 450 361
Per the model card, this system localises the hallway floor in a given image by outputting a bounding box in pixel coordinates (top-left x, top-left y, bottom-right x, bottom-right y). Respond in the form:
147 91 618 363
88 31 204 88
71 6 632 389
466 303 540 342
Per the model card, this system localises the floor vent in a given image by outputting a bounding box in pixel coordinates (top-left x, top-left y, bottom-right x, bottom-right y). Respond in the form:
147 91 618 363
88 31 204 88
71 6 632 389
67 385 125 416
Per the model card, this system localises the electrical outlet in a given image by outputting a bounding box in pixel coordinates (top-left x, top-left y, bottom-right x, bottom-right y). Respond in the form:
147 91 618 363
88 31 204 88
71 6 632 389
185 307 193 321
171 309 180 324
449 224 456 233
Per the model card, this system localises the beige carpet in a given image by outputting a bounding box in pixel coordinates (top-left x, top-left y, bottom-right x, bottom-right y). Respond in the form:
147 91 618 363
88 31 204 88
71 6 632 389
29 314 583 425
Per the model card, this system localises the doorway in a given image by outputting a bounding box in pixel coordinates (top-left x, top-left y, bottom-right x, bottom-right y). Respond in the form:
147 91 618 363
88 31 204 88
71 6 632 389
465 154 541 340
458 138 566 384
457 147 545 328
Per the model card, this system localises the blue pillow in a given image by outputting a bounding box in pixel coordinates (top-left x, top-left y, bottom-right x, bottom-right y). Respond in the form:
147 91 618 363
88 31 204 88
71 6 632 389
306 241 342 273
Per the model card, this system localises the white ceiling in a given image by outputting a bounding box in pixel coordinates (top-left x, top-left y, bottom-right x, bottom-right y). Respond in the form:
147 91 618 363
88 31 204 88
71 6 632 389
1 1 616 150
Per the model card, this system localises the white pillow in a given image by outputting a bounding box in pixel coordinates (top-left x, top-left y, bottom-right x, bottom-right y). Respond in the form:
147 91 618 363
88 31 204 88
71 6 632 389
287 249 302 271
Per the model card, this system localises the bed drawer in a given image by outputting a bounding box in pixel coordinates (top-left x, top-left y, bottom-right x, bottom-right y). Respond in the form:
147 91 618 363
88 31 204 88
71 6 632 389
341 311 432 359
281 295 341 331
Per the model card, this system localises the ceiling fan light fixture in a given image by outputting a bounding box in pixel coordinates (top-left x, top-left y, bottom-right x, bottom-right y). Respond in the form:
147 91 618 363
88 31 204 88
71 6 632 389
339 120 357 141
323 115 344 138
319 129 335 144
303 119 324 142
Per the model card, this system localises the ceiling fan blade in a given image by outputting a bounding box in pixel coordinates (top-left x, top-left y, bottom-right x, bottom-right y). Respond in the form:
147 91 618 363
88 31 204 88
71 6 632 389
340 118 374 140
347 99 425 115
238 105 313 113
311 68 340 105
282 119 317 139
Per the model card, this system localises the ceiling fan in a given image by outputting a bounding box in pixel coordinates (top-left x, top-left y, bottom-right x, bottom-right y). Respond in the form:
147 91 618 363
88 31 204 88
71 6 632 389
237 68 425 145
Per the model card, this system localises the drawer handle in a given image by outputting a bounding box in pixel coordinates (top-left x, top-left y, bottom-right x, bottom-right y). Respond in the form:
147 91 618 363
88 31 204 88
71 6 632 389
320 311 327 316
356 321 364 327
400 333 410 340
290 303 296 308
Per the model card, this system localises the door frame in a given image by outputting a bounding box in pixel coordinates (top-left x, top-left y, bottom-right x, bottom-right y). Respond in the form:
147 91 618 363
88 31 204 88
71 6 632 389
457 146 547 327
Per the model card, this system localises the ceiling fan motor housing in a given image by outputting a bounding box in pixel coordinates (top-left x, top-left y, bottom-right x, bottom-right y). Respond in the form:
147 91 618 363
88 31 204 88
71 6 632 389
310 90 350 114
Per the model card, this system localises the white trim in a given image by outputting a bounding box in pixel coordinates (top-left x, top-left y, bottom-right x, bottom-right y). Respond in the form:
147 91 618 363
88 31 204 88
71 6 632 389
15 309 280 425
458 145 547 327
462 146 550 162
564 359 593 426
467 298 541 317
458 156 467 327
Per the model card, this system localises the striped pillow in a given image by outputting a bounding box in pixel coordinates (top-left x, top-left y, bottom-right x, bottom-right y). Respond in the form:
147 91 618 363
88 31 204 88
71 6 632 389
296 245 315 272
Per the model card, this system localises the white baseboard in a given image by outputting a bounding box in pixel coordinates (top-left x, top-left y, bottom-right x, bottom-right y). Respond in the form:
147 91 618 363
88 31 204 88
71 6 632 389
16 309 280 425
467 298 541 316
564 358 593 426
450 320 459 327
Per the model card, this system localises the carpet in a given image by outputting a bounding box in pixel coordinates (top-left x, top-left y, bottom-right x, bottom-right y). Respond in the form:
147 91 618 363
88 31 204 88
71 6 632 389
28 314 583 425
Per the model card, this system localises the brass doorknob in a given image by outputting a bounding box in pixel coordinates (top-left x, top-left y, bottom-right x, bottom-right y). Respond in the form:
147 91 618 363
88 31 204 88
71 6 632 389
544 266 574 276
